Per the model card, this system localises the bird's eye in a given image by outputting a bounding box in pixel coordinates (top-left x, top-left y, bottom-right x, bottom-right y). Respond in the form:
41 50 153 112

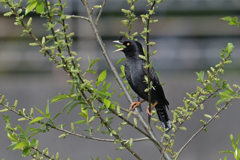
126 42 130 46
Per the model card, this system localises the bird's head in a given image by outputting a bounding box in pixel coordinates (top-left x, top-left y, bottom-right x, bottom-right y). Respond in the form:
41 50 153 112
113 36 144 57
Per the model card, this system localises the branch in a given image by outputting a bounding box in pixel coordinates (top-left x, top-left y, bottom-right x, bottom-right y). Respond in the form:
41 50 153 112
146 0 156 126
174 88 240 160
95 0 106 25
31 146 53 159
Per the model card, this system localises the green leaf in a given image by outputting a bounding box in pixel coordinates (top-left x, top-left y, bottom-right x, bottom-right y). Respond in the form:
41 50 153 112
127 111 132 120
138 55 147 61
89 58 100 68
219 150 234 154
63 100 75 112
205 84 214 93
115 147 125 150
79 105 89 120
53 112 61 121
179 126 187 130
70 84 75 95
45 113 51 119
196 71 204 82
117 57 126 65
220 16 232 22
226 43 234 55
236 134 240 150
93 5 102 9
120 65 125 77
7 142 18 150
118 92 124 98
104 99 111 109
13 142 26 150
46 99 49 114
25 1 37 15
86 69 96 74
98 70 107 82
107 155 112 160
218 91 232 99
51 94 70 103
74 120 86 124
216 98 226 106
95 90 112 97
22 147 30 157
133 118 137 127
30 139 37 147
29 117 45 124
230 134 236 150
3 12 12 17
204 114 212 119
67 102 81 114
35 106 46 116
36 1 44 13
7 132 18 142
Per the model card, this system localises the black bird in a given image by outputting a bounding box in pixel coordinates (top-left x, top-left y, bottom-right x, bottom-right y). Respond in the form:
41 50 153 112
113 37 171 129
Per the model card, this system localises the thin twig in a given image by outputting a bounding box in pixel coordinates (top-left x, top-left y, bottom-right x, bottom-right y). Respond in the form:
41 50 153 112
31 146 53 159
95 0 106 25
174 89 240 160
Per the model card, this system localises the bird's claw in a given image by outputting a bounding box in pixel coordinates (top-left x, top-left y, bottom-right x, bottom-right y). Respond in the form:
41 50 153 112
129 102 140 111
146 106 152 116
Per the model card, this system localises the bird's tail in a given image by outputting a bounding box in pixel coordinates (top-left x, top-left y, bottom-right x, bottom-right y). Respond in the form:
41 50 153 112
155 103 171 130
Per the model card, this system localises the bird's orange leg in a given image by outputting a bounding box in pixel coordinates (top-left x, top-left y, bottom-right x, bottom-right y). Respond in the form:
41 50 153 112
129 100 146 111
146 102 158 116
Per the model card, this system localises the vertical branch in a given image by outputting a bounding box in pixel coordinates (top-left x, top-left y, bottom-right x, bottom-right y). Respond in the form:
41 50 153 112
146 1 156 126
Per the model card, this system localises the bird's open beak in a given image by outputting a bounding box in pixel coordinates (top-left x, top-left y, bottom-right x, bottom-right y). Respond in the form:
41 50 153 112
113 40 124 52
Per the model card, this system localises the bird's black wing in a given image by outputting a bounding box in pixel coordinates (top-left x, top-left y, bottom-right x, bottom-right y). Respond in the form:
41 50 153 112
125 60 149 100
125 63 135 90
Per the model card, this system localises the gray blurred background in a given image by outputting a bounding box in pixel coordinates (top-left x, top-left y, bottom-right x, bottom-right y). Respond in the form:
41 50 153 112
0 0 240 160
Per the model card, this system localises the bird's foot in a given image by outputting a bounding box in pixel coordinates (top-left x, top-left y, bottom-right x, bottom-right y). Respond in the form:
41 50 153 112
146 106 152 116
129 102 141 111
146 102 158 116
